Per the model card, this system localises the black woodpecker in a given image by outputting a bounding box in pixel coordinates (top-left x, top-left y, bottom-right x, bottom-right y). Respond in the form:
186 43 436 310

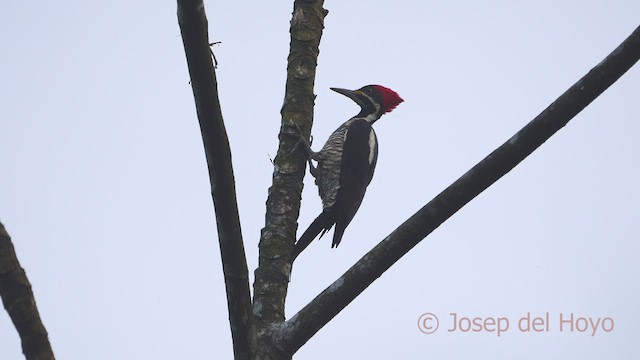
291 85 403 262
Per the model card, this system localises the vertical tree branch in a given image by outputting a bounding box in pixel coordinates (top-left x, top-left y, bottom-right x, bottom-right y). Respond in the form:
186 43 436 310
275 25 640 354
177 1 255 359
0 222 55 360
252 0 326 357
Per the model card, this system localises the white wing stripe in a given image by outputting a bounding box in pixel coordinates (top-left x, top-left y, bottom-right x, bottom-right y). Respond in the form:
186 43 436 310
368 129 376 165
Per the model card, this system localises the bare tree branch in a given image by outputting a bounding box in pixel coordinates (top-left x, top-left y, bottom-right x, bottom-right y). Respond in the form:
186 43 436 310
276 25 640 354
177 1 255 359
252 0 327 358
0 222 55 360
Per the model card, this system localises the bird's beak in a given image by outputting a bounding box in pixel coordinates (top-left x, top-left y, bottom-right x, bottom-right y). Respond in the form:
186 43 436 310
330 87 361 103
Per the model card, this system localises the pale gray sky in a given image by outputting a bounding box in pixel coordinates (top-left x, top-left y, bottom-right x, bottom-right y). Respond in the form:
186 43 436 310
1 1 639 359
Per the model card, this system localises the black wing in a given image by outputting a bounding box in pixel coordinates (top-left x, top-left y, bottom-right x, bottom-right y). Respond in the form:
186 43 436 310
332 118 378 247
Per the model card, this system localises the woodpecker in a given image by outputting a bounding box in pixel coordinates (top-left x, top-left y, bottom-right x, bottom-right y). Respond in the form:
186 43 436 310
291 85 403 262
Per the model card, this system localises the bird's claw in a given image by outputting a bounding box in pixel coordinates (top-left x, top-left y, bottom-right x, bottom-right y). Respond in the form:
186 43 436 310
281 123 312 157
281 123 318 178
286 140 302 157
281 122 304 137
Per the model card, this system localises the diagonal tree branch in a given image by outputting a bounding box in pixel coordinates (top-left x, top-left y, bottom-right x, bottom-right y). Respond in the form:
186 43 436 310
177 1 255 359
0 222 55 360
252 1 326 356
276 25 640 354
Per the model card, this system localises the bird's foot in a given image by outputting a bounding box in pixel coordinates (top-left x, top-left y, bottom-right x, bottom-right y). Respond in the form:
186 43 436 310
281 122 313 157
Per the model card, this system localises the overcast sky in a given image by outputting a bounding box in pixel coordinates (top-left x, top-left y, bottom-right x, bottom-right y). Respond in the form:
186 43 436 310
1 1 639 359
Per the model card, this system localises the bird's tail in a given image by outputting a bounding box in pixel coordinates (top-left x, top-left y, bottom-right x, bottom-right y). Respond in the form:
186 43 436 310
290 210 334 263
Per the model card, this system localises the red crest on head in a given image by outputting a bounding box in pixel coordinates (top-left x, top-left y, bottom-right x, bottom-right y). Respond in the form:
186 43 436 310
371 85 404 114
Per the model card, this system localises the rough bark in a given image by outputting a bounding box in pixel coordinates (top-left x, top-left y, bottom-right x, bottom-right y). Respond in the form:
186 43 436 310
252 1 327 358
177 1 256 359
0 222 55 360
274 25 640 354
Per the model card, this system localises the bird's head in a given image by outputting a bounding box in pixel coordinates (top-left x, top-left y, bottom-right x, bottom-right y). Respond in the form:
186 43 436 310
330 85 404 122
